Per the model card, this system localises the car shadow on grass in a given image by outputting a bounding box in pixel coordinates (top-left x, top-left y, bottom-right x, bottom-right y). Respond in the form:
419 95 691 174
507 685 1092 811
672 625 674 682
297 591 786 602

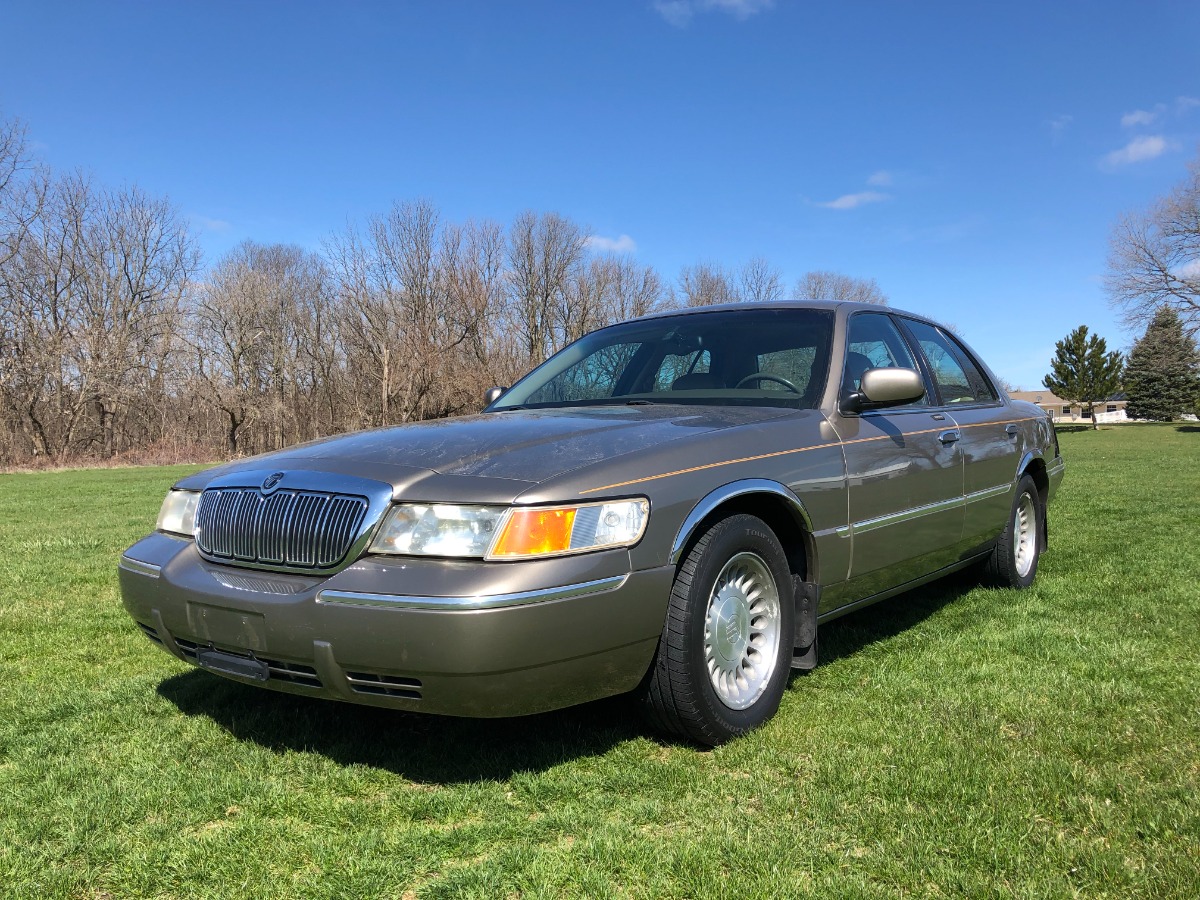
788 566 980 685
158 568 981 777
157 670 642 782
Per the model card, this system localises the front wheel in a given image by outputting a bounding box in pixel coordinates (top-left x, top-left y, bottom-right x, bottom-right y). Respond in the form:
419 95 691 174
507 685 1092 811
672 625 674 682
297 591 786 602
983 474 1043 589
638 514 795 746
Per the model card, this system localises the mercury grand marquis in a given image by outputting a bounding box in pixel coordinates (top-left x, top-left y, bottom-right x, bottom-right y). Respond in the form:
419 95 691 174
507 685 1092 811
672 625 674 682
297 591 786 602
120 301 1065 745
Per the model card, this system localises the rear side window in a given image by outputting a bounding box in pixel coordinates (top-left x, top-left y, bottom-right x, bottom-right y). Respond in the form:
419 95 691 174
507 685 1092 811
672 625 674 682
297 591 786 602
903 320 997 405
843 313 928 405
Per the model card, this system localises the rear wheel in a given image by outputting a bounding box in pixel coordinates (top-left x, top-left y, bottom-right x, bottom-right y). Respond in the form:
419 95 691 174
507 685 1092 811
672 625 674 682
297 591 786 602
639 514 794 746
983 474 1043 588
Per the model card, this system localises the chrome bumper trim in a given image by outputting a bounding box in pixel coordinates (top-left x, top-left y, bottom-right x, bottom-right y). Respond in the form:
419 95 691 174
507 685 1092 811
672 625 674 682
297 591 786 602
119 555 161 579
316 574 629 611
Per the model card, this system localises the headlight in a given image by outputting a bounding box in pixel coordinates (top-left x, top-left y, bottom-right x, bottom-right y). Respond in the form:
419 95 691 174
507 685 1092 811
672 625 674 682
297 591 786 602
488 499 649 559
157 489 200 537
370 504 507 557
368 499 650 560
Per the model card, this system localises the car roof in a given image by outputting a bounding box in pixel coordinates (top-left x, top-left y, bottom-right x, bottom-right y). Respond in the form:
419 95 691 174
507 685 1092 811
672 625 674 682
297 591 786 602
627 299 931 323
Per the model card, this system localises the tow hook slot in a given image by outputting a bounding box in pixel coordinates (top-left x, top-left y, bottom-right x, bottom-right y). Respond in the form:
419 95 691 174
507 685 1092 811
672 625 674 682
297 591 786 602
196 647 270 682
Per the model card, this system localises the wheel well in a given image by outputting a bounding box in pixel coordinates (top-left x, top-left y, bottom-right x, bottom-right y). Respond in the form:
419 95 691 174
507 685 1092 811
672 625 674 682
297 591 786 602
1022 457 1049 541
678 493 812 582
1022 457 1048 505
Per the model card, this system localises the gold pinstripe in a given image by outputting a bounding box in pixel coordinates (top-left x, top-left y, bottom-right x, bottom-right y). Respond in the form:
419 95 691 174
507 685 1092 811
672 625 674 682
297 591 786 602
578 417 1037 496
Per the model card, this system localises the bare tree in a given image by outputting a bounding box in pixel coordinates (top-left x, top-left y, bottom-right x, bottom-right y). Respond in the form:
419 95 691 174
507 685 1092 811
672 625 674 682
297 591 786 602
442 218 511 389
190 243 272 455
678 261 739 307
605 255 665 321
4 159 711 463
0 173 96 457
1107 151 1200 336
739 256 784 303
77 184 198 456
563 256 617 346
506 211 590 362
793 270 888 305
0 116 42 271
328 201 493 426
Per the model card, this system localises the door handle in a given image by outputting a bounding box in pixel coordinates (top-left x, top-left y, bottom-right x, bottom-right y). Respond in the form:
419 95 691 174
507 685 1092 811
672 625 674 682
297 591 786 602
938 430 960 445
1005 424 1019 436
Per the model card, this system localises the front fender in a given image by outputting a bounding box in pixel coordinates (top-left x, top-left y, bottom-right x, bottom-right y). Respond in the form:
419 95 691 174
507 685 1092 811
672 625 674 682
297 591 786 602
669 478 813 565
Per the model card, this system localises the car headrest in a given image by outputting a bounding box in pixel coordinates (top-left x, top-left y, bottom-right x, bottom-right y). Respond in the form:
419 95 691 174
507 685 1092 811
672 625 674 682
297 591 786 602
842 351 874 393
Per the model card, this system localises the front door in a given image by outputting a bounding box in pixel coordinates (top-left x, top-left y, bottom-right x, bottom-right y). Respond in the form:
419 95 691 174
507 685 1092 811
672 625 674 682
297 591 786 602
828 312 965 607
899 318 1018 552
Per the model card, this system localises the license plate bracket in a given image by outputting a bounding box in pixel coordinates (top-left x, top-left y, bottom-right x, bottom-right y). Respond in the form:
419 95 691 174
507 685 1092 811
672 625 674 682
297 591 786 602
196 648 270 682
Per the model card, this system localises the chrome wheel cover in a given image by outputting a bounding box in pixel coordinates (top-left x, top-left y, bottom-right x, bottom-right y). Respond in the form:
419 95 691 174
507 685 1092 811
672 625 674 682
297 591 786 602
1013 492 1037 578
703 551 782 710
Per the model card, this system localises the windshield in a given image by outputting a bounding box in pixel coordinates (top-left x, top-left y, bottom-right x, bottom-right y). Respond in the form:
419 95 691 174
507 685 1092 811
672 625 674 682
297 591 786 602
491 307 834 411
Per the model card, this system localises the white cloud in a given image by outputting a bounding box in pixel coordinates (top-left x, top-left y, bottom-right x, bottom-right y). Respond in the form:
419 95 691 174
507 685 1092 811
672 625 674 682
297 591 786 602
1178 96 1200 113
653 1 692 26
1120 107 1162 128
586 233 638 254
815 191 889 210
192 215 231 232
1101 135 1173 168
866 170 892 187
653 0 774 27
1049 113 1073 137
705 0 775 18
1176 259 1200 280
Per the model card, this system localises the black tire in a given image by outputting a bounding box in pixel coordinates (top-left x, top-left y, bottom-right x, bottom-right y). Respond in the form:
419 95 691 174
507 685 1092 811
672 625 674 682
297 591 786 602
983 474 1043 589
638 514 795 746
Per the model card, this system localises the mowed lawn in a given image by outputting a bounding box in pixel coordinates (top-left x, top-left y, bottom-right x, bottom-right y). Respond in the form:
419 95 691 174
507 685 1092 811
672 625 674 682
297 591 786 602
1 426 1197 900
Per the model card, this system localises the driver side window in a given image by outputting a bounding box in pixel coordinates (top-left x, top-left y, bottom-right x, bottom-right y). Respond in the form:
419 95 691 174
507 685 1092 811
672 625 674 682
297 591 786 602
843 313 928 406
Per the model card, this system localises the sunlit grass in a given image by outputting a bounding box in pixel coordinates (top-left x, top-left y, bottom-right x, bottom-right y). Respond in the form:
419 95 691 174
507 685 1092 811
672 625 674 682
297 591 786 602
1 427 1197 898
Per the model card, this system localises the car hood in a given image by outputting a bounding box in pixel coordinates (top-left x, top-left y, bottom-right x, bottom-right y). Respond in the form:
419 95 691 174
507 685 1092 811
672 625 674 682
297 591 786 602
175 405 796 499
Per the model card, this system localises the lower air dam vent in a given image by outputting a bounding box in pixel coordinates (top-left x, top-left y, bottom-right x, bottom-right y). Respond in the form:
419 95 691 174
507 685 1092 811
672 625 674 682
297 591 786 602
345 671 423 699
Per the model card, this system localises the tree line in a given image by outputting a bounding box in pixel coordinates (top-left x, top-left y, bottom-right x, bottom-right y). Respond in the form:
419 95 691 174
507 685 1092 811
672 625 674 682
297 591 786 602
0 117 888 466
1046 147 1200 429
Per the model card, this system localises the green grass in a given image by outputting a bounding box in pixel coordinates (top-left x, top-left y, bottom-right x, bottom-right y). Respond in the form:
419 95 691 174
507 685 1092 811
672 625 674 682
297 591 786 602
1 427 1197 899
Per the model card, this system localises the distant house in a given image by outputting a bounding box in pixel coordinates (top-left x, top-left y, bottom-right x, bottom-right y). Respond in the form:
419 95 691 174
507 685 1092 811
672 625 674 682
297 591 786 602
1009 390 1129 424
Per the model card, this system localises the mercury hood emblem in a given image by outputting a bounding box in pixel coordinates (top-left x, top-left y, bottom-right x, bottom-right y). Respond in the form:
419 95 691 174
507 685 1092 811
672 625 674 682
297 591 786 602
261 472 286 493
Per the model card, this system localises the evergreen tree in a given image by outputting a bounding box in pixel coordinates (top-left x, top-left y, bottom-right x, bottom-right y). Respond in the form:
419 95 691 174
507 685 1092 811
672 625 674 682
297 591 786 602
1044 326 1123 430
1123 307 1200 421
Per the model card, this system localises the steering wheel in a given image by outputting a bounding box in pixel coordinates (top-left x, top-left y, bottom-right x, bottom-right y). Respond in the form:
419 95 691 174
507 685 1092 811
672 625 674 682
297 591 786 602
734 372 800 393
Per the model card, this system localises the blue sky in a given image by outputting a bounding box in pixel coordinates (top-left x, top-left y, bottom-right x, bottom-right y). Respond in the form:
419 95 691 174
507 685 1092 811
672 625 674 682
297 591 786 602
3 0 1198 389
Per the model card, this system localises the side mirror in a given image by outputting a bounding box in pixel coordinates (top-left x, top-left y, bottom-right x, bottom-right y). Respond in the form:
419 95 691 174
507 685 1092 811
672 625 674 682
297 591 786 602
844 367 925 413
483 386 507 406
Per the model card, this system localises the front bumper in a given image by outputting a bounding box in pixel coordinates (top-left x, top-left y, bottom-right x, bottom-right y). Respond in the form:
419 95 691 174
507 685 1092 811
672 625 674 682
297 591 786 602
119 533 672 717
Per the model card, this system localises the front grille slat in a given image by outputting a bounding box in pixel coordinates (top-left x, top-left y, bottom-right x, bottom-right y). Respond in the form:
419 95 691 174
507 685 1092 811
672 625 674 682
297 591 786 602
257 491 294 564
235 491 262 560
196 484 367 572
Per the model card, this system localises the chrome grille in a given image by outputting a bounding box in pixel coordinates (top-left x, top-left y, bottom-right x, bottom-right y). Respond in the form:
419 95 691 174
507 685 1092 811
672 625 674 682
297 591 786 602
196 487 368 570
